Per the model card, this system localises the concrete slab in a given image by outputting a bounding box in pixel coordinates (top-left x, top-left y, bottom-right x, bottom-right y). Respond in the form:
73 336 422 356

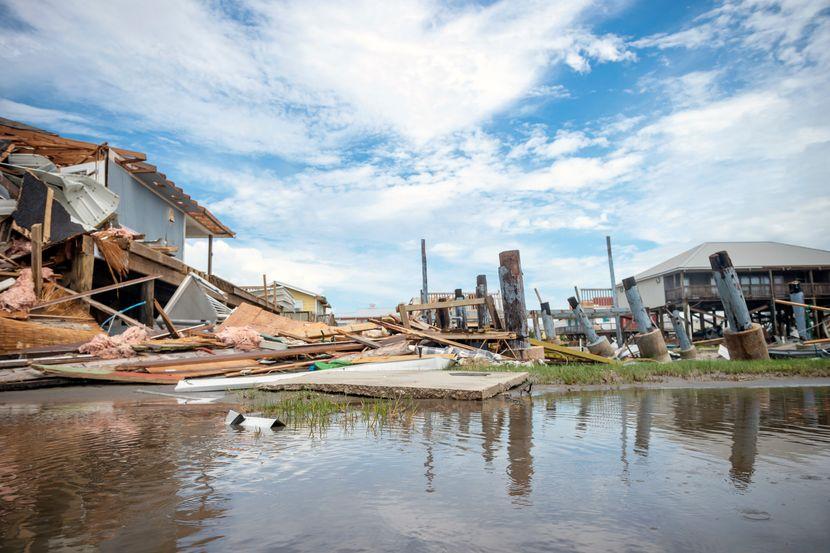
260 370 529 400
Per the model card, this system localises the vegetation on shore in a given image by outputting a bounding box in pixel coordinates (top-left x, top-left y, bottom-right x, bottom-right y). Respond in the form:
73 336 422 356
461 358 830 385
235 389 416 431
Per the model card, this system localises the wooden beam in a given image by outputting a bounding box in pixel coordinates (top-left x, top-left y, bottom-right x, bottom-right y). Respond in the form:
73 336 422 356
141 279 155 327
403 297 486 312
369 318 478 352
153 299 182 338
116 341 364 370
30 223 43 299
42 187 53 243
32 274 158 310
485 295 503 330
334 328 380 349
53 284 145 328
775 298 830 312
64 235 94 312
397 303 411 329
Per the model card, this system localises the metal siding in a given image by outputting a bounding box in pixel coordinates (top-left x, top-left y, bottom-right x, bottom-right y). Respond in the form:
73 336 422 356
107 160 185 259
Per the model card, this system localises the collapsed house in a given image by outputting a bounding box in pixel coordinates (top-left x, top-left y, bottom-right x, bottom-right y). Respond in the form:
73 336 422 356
0 117 317 357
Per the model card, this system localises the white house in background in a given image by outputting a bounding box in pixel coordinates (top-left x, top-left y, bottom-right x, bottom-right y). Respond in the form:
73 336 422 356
616 241 830 310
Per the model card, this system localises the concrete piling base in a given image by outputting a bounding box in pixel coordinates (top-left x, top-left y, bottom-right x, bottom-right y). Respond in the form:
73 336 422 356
587 336 615 358
723 323 769 360
634 328 671 363
678 347 698 360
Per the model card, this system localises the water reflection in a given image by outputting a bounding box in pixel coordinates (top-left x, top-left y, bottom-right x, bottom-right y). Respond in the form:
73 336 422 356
1 385 830 552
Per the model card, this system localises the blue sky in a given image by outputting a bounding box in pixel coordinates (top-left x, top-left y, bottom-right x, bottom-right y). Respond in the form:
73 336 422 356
1 0 828 313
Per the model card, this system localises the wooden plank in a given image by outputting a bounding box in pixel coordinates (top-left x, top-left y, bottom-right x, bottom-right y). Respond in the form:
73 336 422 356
115 341 364 370
774 298 830 313
333 328 380 349
369 318 479 352
154 299 182 338
30 223 43 299
42 187 53 243
430 332 515 340
397 303 411 329
31 274 158 310
403 297 486 312
53 284 146 328
485 295 503 330
529 338 618 365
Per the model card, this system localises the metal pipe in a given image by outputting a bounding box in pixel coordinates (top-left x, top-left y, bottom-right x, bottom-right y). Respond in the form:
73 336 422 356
666 303 693 350
709 251 752 331
789 282 809 340
568 296 600 344
622 276 654 333
606 236 623 345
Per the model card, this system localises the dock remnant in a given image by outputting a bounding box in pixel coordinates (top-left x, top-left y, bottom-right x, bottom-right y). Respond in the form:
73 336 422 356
709 251 769 360
498 250 529 351
567 296 614 357
789 282 810 341
540 301 559 344
475 275 489 328
623 276 670 362
666 303 698 359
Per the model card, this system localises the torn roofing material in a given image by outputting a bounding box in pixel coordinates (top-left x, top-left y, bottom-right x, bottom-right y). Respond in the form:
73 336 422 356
117 158 233 237
0 117 234 238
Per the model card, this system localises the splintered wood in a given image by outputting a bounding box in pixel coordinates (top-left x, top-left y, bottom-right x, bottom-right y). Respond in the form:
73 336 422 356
219 303 377 340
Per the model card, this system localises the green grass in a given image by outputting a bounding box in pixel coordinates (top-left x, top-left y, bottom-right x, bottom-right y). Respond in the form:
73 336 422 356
235 390 417 432
460 358 830 385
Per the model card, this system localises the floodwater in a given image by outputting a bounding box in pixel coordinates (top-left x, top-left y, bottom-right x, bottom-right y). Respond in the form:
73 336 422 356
1 384 830 552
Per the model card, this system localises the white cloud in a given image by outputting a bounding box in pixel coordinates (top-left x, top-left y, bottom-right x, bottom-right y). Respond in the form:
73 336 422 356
0 0 632 157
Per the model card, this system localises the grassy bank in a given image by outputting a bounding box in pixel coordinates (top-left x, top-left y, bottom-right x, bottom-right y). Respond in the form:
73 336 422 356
462 358 830 386
235 389 416 431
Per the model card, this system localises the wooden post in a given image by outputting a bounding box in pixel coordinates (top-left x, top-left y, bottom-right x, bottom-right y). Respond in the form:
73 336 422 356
454 288 466 329
421 239 431 325
475 275 489 328
437 297 451 330
65 235 94 312
498 250 528 349
30 223 43 299
207 235 213 276
262 274 268 305
397 303 411 329
142 279 155 327
272 282 278 311
531 309 542 340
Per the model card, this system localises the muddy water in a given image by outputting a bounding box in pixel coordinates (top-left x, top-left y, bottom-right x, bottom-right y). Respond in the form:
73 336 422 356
1 385 830 552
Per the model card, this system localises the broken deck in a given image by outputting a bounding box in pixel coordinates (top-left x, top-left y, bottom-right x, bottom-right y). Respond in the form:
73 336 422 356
261 369 528 400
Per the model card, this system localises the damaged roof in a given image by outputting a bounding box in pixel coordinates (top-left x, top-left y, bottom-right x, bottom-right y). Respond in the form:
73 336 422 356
0 117 234 238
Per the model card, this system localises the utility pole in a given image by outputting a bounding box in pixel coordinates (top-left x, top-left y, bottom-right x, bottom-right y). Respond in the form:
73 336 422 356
421 238 431 325
606 236 623 346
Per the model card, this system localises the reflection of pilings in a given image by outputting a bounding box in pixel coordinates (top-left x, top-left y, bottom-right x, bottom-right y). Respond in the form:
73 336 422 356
481 404 505 465
620 395 629 481
803 388 818 427
634 393 654 456
729 391 761 488
423 412 435 493
507 400 534 501
789 282 809 340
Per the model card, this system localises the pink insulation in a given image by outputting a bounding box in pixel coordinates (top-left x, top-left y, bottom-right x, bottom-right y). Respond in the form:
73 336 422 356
216 326 262 351
79 326 149 359
0 268 55 311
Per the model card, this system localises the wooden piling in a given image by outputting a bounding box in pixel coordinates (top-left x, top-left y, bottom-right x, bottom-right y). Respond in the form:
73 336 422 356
498 250 528 350
475 274 489 328
65 234 94 312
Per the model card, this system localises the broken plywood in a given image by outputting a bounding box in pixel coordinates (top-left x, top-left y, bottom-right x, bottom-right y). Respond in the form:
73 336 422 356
262 369 529 400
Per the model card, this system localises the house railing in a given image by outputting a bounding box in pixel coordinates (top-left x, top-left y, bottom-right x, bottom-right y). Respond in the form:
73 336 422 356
665 282 830 302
